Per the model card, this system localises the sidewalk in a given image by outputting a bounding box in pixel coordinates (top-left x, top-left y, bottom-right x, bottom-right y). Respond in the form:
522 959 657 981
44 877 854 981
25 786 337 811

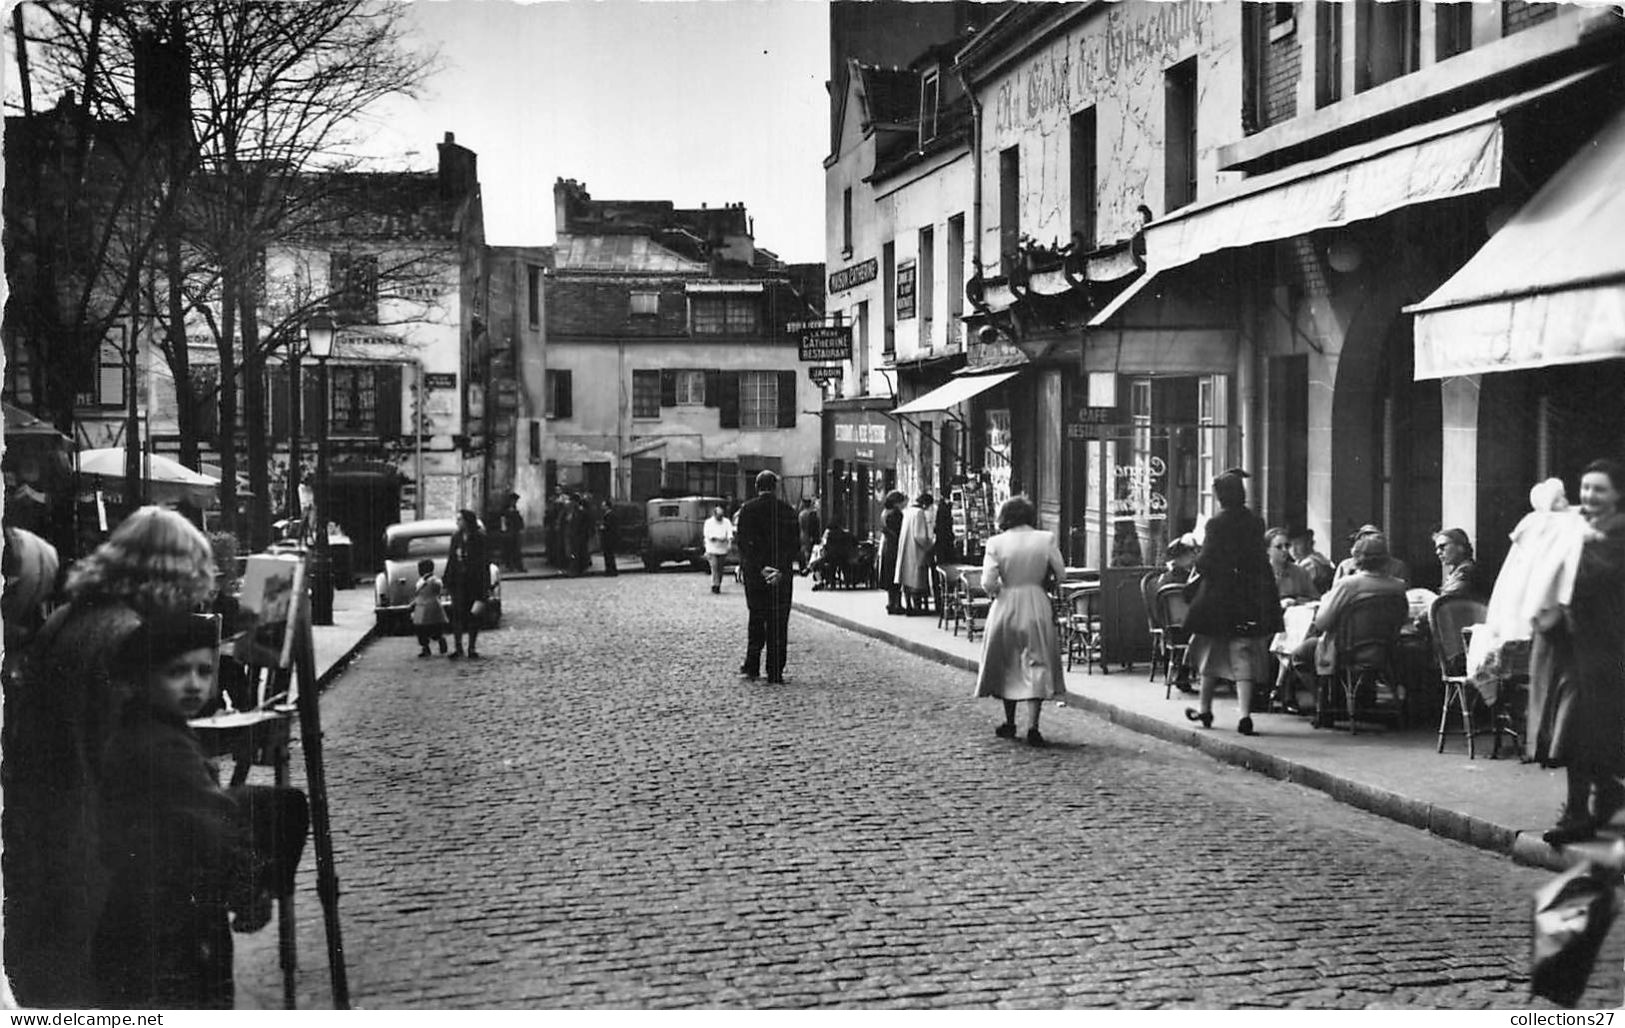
793 584 1579 873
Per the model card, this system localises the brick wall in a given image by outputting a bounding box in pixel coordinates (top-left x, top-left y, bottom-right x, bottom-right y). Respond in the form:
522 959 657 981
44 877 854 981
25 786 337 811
1502 0 1556 36
1264 32 1302 127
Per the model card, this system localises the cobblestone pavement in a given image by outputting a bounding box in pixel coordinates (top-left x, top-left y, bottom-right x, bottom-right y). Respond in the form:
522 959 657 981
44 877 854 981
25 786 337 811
240 573 1625 1009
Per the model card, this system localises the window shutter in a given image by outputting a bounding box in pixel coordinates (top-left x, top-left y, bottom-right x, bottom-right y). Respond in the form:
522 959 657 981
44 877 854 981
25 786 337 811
191 367 219 445
270 367 290 440
660 369 677 407
776 370 797 428
302 369 323 440
556 370 573 420
703 369 722 407
375 364 403 438
718 372 740 429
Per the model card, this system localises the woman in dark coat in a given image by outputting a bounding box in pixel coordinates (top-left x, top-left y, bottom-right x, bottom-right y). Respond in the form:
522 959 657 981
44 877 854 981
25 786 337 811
445 509 492 659
1535 460 1625 846
878 490 906 614
1182 471 1283 736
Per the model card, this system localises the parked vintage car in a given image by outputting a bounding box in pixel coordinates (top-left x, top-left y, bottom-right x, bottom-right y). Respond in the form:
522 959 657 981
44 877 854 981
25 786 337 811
643 495 736 571
373 518 502 633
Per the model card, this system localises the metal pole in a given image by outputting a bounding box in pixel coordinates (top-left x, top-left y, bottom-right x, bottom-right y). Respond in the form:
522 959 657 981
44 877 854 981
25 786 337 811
288 345 302 525
310 357 334 625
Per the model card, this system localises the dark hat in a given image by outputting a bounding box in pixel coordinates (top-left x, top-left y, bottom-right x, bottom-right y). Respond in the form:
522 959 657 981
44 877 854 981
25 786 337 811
1287 526 1314 542
1351 533 1390 560
1220 467 1250 479
120 614 220 669
1350 523 1383 541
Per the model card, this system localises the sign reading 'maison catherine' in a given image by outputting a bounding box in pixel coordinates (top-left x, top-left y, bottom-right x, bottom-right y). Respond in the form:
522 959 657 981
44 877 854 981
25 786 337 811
828 257 878 295
797 325 853 362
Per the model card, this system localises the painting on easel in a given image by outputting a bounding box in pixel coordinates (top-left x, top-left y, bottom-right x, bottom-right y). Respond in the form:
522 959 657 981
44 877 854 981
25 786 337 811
233 554 307 670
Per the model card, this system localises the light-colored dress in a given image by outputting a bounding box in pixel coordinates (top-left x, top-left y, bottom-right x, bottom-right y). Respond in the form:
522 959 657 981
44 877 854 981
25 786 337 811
895 503 934 593
973 526 1066 701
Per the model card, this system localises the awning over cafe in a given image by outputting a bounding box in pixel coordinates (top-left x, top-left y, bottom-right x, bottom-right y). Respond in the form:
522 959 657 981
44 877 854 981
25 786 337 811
1407 103 1625 380
1132 65 1607 278
891 371 1018 415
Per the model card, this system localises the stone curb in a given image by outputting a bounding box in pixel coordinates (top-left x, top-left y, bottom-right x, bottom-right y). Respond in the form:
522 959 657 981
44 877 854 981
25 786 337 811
793 600 1568 873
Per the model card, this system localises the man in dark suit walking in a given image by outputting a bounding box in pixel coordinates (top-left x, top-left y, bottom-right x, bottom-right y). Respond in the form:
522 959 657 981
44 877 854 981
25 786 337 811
734 470 803 684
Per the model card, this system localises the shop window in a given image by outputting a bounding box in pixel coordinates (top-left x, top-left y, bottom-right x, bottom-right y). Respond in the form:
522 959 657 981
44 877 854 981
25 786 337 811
545 369 572 420
1315 1 1343 109
674 369 705 405
946 215 965 345
329 251 378 325
918 226 935 348
882 241 896 356
691 295 759 335
1436 3 1474 60
842 187 853 257
1356 0 1418 94
999 145 1020 276
1164 60 1198 213
919 70 940 147
632 370 660 419
740 371 778 429
1070 107 1097 249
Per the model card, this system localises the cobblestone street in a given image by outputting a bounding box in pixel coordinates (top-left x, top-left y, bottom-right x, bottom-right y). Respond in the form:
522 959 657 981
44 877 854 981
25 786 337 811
242 573 1621 1009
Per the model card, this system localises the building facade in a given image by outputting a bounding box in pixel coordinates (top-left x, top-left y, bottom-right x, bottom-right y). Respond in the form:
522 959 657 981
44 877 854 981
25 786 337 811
525 180 824 520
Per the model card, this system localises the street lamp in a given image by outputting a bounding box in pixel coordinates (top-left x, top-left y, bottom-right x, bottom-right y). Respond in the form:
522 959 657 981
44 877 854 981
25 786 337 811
306 310 336 626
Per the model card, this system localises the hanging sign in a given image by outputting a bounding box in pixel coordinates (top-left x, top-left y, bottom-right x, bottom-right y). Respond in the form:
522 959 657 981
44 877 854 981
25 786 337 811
798 325 853 362
423 373 457 390
808 365 844 386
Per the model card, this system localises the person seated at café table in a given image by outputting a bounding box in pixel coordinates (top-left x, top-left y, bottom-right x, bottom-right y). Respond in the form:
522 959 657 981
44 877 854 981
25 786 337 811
1289 533 1409 719
1288 527 1335 595
1267 526 1322 605
1157 534 1200 589
1334 524 1411 585
1432 527 1489 601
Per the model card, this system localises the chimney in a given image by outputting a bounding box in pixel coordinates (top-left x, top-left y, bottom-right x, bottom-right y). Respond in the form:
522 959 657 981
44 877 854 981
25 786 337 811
437 131 478 199
553 178 589 234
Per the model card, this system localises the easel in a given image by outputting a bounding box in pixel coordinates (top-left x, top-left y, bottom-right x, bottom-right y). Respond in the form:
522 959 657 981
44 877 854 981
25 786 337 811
191 559 351 1009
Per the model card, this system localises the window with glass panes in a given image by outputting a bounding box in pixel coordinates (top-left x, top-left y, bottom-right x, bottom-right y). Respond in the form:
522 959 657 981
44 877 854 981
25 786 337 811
633 370 660 418
739 371 777 429
675 369 705 405
330 366 378 433
691 295 759 335
1198 374 1229 518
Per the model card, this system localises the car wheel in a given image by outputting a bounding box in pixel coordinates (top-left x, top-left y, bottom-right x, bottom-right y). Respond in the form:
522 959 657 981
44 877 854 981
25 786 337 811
643 556 660 572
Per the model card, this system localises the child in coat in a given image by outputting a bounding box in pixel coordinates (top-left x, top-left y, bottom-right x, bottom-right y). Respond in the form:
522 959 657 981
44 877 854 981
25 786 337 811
93 614 268 1009
411 557 450 656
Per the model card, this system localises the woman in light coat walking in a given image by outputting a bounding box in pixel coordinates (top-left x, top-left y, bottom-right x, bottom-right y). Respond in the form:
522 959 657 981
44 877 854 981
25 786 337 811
896 492 935 616
974 495 1067 747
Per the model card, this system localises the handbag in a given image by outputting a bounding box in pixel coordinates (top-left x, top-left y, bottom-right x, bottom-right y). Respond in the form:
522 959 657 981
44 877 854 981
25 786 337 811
470 599 489 618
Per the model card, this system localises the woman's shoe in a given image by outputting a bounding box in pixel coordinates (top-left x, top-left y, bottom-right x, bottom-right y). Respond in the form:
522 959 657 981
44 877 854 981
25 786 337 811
994 723 1017 739
1184 708 1213 729
1026 729 1048 748
449 649 463 660
1237 716 1256 737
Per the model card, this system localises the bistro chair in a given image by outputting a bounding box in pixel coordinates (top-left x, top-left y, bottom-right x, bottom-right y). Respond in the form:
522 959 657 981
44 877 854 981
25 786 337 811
1316 591 1411 735
937 563 966 632
1141 571 1166 683
959 569 993 641
1429 595 1490 757
1154 582 1193 700
1064 585 1102 673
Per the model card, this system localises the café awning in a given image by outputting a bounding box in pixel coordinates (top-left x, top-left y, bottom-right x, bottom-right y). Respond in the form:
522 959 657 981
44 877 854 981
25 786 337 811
891 371 1018 415
1407 103 1625 380
1131 65 1606 278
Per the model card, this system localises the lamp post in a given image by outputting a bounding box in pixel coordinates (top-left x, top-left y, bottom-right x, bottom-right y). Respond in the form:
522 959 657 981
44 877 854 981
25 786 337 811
306 311 336 626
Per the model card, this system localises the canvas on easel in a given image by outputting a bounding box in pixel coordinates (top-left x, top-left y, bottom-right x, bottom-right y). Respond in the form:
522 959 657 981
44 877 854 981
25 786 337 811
235 554 307 671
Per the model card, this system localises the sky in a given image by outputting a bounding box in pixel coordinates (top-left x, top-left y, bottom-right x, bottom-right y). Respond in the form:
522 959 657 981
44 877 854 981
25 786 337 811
353 0 832 260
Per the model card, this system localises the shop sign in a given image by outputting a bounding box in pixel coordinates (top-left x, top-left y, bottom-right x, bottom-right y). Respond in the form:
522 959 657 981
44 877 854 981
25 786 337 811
896 260 916 321
828 257 878 295
808 365 844 386
423 372 457 390
830 410 894 464
798 325 853 362
1065 407 1114 440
